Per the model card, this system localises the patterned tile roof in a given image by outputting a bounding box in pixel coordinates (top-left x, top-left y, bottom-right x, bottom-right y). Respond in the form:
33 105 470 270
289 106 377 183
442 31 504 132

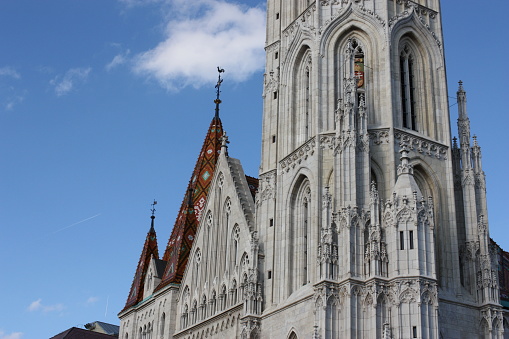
155 116 223 291
121 216 159 312
245 175 259 200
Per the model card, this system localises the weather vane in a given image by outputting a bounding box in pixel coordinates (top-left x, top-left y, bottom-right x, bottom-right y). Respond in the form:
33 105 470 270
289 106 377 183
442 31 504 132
151 200 157 217
214 67 225 118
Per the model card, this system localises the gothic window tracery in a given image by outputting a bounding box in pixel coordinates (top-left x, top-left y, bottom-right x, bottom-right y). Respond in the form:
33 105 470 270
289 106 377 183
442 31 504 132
292 48 312 148
400 45 417 131
289 177 311 294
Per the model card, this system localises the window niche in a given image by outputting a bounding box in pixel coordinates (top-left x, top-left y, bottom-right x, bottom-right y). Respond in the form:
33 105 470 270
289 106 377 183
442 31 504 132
400 45 417 131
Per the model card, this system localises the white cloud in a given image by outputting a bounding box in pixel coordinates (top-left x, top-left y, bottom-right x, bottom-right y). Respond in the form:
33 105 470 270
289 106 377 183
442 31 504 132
27 298 65 313
86 296 99 304
0 67 20 79
133 0 266 90
5 95 24 111
27 299 42 312
50 67 91 96
0 331 23 339
106 50 131 71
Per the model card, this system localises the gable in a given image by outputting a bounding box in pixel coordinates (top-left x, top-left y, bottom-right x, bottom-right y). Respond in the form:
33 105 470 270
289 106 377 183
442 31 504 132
176 152 258 318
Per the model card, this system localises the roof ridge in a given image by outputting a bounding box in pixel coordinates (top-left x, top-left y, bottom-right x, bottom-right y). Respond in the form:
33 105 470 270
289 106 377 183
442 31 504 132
225 157 256 232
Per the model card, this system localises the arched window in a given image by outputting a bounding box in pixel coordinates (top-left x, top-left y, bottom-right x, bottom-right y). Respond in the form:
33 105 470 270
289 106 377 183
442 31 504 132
289 177 311 294
294 51 312 146
160 312 165 335
138 327 142 339
200 294 207 320
194 248 202 288
210 290 217 315
223 199 232 271
182 304 189 329
400 44 416 130
220 285 227 310
231 280 238 305
231 224 240 270
191 300 198 324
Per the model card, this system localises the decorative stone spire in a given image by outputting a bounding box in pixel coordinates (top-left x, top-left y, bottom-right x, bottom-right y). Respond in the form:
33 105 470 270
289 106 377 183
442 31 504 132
121 202 160 312
457 81 472 170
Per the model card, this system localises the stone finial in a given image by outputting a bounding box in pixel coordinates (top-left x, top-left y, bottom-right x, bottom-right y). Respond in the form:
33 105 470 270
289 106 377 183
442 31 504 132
397 143 414 176
458 80 464 92
220 132 229 156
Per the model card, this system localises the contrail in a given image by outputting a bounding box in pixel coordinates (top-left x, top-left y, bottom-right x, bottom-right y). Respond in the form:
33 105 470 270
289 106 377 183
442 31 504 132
53 214 101 234
105 295 109 318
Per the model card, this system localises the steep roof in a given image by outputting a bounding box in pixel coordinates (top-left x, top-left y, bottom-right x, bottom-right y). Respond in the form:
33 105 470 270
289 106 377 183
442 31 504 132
245 175 259 200
121 216 159 311
155 116 223 291
50 327 116 339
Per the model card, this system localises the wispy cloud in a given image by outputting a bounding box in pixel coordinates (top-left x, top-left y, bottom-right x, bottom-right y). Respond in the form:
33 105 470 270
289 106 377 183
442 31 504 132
0 67 20 79
86 296 99 305
118 0 164 7
0 331 23 339
133 0 265 90
27 299 65 313
106 50 131 71
5 95 24 111
50 67 91 96
53 213 101 234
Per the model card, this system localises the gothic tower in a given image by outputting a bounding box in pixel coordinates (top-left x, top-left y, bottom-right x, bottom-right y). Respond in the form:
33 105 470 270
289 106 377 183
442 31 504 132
118 1 506 338
257 0 504 338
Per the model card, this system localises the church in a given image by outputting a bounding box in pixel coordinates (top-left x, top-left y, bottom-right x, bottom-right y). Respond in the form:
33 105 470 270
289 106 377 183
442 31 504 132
118 0 509 338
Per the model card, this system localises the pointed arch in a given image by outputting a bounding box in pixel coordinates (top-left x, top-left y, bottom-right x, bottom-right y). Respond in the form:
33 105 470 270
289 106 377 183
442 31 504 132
376 293 390 338
288 174 312 295
231 279 238 305
160 312 166 336
325 296 339 339
230 223 241 272
210 289 217 315
392 21 447 140
288 330 298 339
287 45 313 148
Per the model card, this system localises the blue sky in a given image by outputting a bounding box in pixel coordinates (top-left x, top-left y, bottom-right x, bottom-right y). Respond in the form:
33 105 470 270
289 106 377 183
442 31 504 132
0 1 507 338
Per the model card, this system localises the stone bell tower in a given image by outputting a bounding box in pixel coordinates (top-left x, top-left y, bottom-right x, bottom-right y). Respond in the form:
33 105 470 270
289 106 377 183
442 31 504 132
256 0 504 338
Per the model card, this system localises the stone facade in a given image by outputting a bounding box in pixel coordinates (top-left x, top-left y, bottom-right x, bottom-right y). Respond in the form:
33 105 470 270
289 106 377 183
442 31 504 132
118 0 509 338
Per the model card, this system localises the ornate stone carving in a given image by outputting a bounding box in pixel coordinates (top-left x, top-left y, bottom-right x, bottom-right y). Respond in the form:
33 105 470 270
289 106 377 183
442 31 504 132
369 129 390 145
319 133 335 150
358 5 386 27
395 130 448 160
280 137 316 173
256 170 276 205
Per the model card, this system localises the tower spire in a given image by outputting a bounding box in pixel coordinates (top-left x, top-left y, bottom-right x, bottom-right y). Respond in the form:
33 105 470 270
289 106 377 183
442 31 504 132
214 67 225 119
150 200 157 232
155 70 225 291
121 202 159 312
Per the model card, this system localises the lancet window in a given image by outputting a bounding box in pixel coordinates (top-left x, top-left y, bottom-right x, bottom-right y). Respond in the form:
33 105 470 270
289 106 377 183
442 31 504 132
160 313 165 335
231 224 240 271
400 45 417 130
289 177 311 294
292 49 312 147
